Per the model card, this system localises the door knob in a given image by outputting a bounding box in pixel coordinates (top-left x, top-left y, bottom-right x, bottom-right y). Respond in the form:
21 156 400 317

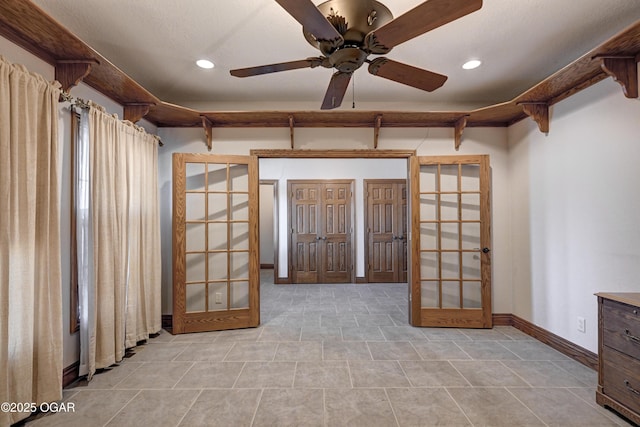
482 247 490 253
322 236 327 240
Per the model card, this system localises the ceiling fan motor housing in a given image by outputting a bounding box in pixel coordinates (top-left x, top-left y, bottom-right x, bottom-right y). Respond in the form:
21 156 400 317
329 47 368 72
302 0 394 56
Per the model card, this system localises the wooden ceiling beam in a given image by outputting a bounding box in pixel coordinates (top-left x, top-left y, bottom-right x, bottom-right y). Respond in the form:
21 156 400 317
2 1 640 131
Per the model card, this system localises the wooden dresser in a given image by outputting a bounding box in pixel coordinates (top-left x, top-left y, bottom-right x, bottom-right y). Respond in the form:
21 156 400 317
596 292 640 425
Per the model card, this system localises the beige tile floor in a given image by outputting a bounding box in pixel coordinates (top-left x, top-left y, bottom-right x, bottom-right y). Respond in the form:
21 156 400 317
26 270 634 427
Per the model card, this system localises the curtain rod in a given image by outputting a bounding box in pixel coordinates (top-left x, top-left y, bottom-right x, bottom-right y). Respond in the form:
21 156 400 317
60 91 163 147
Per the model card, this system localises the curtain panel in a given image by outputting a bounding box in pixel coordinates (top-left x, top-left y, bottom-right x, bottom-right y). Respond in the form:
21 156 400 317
0 56 63 426
78 102 161 379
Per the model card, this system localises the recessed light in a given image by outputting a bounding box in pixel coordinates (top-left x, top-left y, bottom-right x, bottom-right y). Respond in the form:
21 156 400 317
196 59 215 69
462 59 482 70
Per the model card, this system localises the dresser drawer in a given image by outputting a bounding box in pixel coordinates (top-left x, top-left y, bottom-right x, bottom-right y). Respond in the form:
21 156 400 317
602 346 640 414
602 298 640 359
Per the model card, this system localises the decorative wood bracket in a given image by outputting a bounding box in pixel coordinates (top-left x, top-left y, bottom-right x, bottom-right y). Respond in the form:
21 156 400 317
594 55 638 98
454 116 468 151
374 115 382 149
201 116 213 151
289 115 295 149
55 59 98 93
123 103 153 123
519 102 549 133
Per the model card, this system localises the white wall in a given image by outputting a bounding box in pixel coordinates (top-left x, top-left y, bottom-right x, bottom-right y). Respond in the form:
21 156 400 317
259 183 276 265
157 126 511 316
508 76 640 353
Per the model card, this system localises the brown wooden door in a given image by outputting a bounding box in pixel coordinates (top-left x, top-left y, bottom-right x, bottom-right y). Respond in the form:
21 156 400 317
172 153 259 333
410 155 492 328
366 180 407 283
289 180 353 283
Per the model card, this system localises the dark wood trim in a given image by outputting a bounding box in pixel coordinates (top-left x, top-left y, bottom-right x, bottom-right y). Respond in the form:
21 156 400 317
274 276 291 285
260 264 275 269
161 314 173 330
510 314 598 370
491 313 513 326
62 361 80 388
355 276 367 284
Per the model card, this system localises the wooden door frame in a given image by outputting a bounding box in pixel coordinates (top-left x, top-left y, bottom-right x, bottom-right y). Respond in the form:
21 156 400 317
363 179 408 283
288 179 355 284
252 150 416 287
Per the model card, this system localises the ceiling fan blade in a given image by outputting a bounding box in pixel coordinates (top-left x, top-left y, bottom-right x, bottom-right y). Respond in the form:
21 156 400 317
366 0 482 51
368 58 447 92
321 72 352 110
230 58 323 77
275 0 343 45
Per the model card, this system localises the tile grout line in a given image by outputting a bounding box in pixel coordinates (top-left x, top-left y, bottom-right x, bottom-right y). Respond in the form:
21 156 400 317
100 389 142 427
382 387 402 427
231 362 247 389
248 388 264 427
174 389 203 427
172 361 196 390
497 359 534 388
504 386 550 427
444 387 476 427
446 360 474 387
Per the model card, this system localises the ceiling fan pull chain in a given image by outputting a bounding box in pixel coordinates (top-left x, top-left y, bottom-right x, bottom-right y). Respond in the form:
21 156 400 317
352 72 356 109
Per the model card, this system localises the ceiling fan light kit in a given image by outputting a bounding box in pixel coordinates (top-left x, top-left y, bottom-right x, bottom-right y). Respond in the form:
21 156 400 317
230 0 483 109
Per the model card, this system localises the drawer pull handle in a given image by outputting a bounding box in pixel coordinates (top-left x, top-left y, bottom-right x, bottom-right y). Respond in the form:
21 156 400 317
625 380 640 395
624 329 640 344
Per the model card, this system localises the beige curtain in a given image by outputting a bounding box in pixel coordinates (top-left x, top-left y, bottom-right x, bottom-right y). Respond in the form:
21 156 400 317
84 103 161 377
0 56 63 426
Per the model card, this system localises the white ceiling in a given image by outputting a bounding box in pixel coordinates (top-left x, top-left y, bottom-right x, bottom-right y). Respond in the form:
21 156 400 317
30 0 640 111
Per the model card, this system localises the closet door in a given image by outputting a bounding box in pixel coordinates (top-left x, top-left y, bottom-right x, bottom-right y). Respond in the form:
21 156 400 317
410 155 492 328
289 180 353 284
366 180 407 283
289 181 321 283
321 181 353 283
172 153 259 333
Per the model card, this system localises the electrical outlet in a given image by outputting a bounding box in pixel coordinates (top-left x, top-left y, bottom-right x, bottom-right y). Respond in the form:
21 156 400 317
577 316 586 333
215 292 222 304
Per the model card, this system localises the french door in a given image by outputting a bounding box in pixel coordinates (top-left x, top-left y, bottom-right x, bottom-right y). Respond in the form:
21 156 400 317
172 153 259 333
365 180 407 283
410 155 492 328
289 180 354 283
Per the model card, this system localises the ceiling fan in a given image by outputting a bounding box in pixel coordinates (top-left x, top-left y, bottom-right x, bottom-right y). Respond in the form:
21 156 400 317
230 0 483 109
